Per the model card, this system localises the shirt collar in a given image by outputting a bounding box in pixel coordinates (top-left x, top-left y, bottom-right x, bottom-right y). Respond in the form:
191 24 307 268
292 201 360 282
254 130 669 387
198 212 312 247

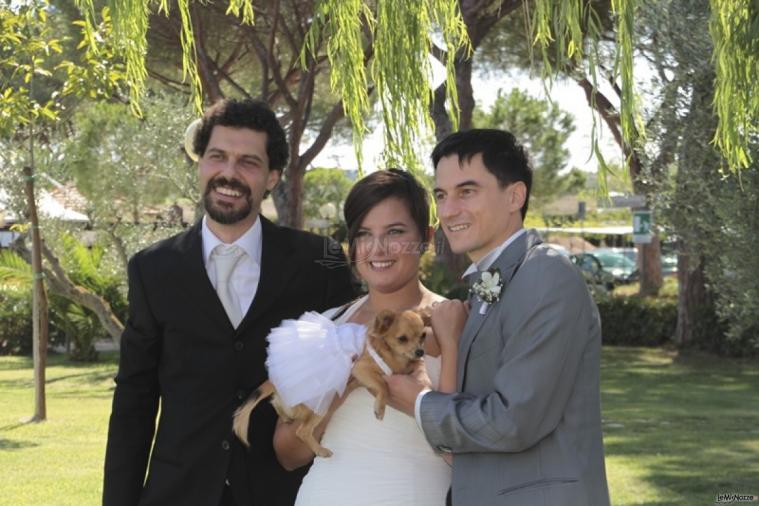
461 228 527 279
202 215 263 266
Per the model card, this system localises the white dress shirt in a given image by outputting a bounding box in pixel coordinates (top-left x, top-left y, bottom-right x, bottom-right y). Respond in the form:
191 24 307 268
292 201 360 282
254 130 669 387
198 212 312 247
414 228 527 434
460 228 527 278
202 215 262 319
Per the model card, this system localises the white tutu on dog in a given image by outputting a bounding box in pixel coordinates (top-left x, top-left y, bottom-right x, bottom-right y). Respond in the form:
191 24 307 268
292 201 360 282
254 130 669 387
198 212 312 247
265 311 367 415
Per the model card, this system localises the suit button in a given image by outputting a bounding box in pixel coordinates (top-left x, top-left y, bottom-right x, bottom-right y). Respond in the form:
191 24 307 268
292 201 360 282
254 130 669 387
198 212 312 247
234 341 244 351
236 389 246 400
221 439 230 451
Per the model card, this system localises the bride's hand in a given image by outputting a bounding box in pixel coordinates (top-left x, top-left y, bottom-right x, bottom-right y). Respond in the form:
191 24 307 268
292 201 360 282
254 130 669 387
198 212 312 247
430 300 469 352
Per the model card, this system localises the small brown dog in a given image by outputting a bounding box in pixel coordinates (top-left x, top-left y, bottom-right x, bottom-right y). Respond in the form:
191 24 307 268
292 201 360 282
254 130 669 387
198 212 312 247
232 309 427 458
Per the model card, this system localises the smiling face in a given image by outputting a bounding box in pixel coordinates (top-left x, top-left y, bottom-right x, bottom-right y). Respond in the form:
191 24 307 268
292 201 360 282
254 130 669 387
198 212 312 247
434 153 526 263
353 197 426 295
198 125 279 234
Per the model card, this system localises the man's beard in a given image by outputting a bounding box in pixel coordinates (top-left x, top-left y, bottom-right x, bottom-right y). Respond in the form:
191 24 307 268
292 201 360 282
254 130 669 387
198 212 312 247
203 177 255 225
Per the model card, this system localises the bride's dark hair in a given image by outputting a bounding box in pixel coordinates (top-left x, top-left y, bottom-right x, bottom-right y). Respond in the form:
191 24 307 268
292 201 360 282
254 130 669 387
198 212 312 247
343 169 430 263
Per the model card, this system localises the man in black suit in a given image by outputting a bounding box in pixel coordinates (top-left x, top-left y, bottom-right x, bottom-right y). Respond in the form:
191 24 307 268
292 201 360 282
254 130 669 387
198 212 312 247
103 99 355 506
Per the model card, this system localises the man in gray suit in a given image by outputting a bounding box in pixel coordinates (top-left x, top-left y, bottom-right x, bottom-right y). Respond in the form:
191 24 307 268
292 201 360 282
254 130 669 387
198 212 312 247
386 129 610 505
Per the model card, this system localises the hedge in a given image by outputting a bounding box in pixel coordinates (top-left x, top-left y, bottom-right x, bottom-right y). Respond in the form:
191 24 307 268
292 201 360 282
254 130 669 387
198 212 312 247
596 295 677 347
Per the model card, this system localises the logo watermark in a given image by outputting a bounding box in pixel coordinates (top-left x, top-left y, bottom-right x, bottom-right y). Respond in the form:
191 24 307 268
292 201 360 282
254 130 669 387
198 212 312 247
316 237 450 269
715 493 758 504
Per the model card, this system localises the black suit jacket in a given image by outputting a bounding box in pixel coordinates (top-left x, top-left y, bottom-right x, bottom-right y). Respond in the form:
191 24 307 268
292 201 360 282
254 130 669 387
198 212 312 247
103 217 355 506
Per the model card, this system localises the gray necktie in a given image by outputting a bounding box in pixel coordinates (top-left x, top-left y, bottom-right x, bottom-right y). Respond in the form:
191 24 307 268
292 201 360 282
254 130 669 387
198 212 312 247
213 244 244 328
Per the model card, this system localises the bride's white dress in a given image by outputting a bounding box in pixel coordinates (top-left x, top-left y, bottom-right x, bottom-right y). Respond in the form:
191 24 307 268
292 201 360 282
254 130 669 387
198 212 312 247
294 296 451 506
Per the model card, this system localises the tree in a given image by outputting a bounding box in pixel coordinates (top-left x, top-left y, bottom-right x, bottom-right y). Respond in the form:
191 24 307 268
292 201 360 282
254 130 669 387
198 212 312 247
443 2 665 294
74 0 757 215
62 94 198 270
88 0 469 229
2 2 75 422
426 1 757 293
37 0 758 355
647 0 758 354
473 88 578 207
1 0 126 419
302 167 352 224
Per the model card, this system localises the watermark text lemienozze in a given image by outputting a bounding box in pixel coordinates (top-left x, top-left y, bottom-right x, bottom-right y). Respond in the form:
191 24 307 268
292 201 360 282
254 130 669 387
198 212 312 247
715 493 758 504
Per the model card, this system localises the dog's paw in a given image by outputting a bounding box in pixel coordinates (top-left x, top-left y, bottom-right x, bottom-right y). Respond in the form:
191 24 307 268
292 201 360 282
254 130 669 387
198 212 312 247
374 406 385 420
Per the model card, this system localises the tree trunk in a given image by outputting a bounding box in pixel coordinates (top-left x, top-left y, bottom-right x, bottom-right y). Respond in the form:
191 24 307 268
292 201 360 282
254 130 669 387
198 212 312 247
106 223 130 274
12 238 125 346
275 158 306 229
674 249 708 346
638 235 663 296
272 182 291 226
23 166 48 422
455 52 475 130
41 243 125 345
430 84 453 140
672 67 720 348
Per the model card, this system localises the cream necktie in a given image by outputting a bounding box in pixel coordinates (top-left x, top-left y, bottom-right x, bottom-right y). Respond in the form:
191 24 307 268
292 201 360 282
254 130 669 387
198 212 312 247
213 244 244 328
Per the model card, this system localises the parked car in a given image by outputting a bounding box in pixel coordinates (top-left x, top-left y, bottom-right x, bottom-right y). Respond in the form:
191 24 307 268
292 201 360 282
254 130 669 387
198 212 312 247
661 253 678 277
595 247 678 278
590 249 639 284
600 247 636 263
570 253 616 292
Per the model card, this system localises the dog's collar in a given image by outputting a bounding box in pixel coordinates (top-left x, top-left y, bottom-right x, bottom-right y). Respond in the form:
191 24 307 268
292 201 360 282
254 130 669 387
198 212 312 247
366 342 393 375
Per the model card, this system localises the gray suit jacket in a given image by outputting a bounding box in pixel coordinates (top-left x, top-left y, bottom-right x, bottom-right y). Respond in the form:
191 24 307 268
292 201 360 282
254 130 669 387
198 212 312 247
420 230 610 505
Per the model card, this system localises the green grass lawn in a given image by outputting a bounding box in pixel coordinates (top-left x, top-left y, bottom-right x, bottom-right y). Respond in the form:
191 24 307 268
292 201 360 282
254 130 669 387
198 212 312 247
0 347 757 505
601 347 759 505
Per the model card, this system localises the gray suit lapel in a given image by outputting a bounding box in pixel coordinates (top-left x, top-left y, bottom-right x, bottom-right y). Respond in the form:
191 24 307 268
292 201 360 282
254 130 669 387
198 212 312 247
457 229 544 388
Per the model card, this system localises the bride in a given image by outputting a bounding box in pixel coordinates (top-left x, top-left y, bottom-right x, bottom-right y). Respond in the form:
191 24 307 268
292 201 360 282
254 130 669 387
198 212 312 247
273 169 464 505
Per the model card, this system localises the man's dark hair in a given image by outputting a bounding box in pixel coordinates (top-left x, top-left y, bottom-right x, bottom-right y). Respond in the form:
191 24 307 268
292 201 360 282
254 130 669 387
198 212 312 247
193 98 289 172
343 169 430 263
431 129 533 219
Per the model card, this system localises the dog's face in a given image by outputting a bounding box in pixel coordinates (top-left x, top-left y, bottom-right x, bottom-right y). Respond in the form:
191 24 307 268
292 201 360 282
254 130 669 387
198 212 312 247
371 309 426 361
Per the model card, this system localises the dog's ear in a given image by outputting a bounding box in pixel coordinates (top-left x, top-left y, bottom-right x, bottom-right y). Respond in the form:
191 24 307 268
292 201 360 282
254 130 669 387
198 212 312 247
414 307 432 327
372 310 396 335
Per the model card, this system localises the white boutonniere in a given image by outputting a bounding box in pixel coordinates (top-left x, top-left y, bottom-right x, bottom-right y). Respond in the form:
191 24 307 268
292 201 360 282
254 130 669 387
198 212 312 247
470 268 504 314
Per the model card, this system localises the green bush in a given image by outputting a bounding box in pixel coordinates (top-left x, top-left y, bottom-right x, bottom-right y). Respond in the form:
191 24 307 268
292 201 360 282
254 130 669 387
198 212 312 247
0 289 126 360
0 287 112 359
0 289 33 355
419 250 469 301
0 238 127 360
596 295 677 346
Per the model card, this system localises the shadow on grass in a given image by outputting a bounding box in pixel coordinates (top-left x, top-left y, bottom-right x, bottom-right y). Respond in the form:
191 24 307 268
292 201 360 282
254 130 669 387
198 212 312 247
604 431 759 504
0 370 115 391
0 357 34 371
601 346 759 504
0 351 119 370
46 371 115 385
0 378 34 389
51 351 120 369
0 437 39 450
